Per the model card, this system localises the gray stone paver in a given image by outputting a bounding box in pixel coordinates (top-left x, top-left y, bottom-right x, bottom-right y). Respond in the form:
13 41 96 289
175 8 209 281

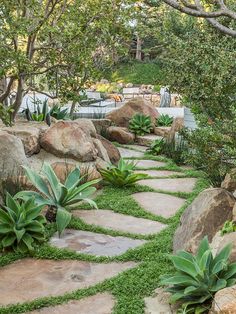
126 159 167 168
118 147 144 158
50 229 146 257
125 144 148 152
28 293 115 314
138 178 197 193
134 169 182 177
0 258 135 306
73 209 166 236
132 192 185 218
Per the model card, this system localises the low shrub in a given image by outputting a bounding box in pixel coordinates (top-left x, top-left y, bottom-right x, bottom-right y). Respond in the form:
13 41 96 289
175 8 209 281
156 114 173 127
221 221 236 236
0 193 46 252
146 138 165 155
100 158 148 187
129 113 153 136
161 236 236 313
15 163 100 236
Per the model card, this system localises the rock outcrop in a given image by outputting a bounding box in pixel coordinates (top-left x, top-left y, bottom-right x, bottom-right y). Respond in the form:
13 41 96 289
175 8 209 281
107 126 135 144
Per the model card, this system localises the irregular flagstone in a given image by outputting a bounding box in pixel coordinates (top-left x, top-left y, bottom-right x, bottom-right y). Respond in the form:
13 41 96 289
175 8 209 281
126 159 167 168
50 229 146 257
134 170 182 178
0 258 136 306
125 144 148 152
144 288 178 314
132 192 185 218
118 147 144 158
28 293 115 314
138 178 197 193
73 209 166 235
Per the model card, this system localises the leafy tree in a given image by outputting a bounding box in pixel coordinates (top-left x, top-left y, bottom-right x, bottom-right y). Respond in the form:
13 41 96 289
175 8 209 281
0 0 131 119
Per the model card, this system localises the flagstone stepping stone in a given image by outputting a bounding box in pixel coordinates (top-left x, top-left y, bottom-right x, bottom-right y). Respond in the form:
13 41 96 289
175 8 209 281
135 170 182 178
118 147 143 158
126 159 167 168
138 178 197 193
73 209 166 236
132 192 185 218
50 229 146 257
0 258 135 306
125 144 148 152
28 293 115 314
144 288 178 314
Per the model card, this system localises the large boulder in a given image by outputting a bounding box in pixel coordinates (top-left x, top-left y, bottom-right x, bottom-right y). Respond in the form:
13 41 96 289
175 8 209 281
210 285 236 314
107 126 135 144
221 168 236 193
97 135 121 165
0 131 29 179
3 125 41 156
173 188 235 254
168 117 184 141
40 121 98 162
91 119 111 135
211 231 236 263
92 139 110 163
73 118 97 138
105 97 159 128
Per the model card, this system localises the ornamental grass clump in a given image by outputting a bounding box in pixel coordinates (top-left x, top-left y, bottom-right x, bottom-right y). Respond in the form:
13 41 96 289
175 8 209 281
100 158 148 187
0 193 46 252
161 236 236 313
15 163 100 236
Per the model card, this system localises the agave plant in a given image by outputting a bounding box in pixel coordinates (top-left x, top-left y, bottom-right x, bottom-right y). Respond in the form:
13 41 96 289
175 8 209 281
0 193 46 252
99 158 148 187
129 114 153 136
161 236 236 312
24 98 51 125
15 163 100 235
156 114 173 127
49 104 69 120
146 138 165 155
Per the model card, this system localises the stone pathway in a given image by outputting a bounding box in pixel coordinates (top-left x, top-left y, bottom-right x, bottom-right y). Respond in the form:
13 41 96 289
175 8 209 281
0 143 198 313
138 178 197 193
124 144 148 152
73 209 166 235
50 229 146 256
28 293 115 314
132 192 185 218
136 134 163 146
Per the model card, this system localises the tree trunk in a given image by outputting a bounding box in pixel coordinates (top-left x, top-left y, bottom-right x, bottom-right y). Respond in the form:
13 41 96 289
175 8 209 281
70 99 77 117
135 34 142 61
11 77 24 120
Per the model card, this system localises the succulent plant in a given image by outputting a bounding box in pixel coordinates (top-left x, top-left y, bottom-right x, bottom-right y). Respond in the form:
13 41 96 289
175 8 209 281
129 114 153 136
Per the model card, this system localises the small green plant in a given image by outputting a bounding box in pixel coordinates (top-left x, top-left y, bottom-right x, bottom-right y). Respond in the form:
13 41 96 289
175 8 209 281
162 135 187 164
146 138 165 155
221 220 236 236
129 114 153 136
49 104 69 120
0 193 46 252
15 163 100 236
161 236 236 313
100 158 148 187
156 114 173 127
0 103 14 126
24 98 51 125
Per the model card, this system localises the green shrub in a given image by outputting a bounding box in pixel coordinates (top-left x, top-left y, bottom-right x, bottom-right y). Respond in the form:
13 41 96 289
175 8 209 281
146 138 165 155
0 103 14 126
161 236 236 313
129 114 153 136
49 104 69 120
100 158 148 187
15 163 100 236
0 193 46 252
221 221 236 236
156 114 173 127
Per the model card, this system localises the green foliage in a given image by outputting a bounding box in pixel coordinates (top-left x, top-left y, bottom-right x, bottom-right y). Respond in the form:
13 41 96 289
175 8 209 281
0 193 46 252
156 114 173 127
49 104 69 120
110 61 165 85
146 138 165 155
25 98 51 125
129 114 153 136
161 236 236 313
0 103 14 126
15 163 99 236
100 158 148 187
221 221 236 236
